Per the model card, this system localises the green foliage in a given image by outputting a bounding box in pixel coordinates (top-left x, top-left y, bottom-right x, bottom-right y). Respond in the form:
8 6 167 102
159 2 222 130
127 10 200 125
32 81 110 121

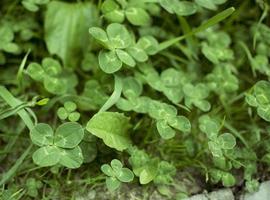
246 81 270 122
26 57 77 94
22 0 50 12
45 1 99 68
1 0 270 198
89 23 158 73
101 159 134 191
57 101 80 122
30 122 84 168
86 112 132 151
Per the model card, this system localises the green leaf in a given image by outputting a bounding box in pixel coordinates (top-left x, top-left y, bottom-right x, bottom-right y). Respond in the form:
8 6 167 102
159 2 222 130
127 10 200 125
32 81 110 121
64 101 77 112
156 120 176 139
139 165 158 184
32 146 61 167
111 159 123 171
98 50 122 73
42 58 62 76
68 112 80 122
137 36 159 55
117 168 134 182
89 27 110 46
30 123 54 147
57 107 68 120
54 122 84 148
106 23 132 49
45 1 99 67
222 172 235 187
104 10 125 23
43 76 67 95
195 0 227 10
160 0 197 16
22 1 39 12
173 1 197 16
86 112 131 151
116 49 136 67
168 116 191 132
122 77 142 98
101 164 115 177
208 141 223 157
125 7 151 26
26 63 45 81
218 133 236 149
58 146 84 169
106 177 121 191
127 46 148 62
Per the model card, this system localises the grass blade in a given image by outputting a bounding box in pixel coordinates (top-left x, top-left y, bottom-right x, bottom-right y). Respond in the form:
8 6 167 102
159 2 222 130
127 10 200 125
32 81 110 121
157 7 235 52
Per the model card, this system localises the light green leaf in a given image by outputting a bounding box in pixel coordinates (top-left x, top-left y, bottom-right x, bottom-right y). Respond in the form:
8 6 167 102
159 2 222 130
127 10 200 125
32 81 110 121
30 123 54 147
58 146 84 169
116 49 136 67
156 120 176 139
98 50 122 73
127 46 148 62
57 107 68 120
222 172 235 187
64 101 77 112
104 10 125 23
106 177 121 191
45 1 99 67
43 76 67 95
42 58 62 76
117 168 134 182
68 112 80 122
111 159 123 171
32 146 61 167
101 164 115 177
26 63 45 81
137 36 158 55
168 116 191 132
125 7 151 26
54 122 84 148
123 77 142 98
86 112 131 151
173 1 197 16
195 0 227 10
218 133 236 150
106 23 132 49
139 165 158 184
89 27 109 46
208 141 223 157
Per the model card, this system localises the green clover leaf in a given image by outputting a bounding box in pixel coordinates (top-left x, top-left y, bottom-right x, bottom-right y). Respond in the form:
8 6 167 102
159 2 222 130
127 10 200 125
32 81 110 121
125 7 151 26
159 0 197 16
54 122 84 148
183 83 211 111
31 122 84 168
101 159 134 191
86 112 132 151
101 0 151 26
57 101 80 122
195 0 227 10
26 57 72 94
246 81 270 122
218 133 236 150
30 123 54 146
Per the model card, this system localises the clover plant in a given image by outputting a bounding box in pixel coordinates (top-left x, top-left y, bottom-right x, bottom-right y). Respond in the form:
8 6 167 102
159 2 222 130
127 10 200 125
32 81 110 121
1 0 270 198
101 159 134 191
57 101 80 122
30 122 84 168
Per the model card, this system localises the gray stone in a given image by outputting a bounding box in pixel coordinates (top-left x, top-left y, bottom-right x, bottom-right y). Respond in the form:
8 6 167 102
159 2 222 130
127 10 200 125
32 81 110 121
241 181 270 200
186 189 234 200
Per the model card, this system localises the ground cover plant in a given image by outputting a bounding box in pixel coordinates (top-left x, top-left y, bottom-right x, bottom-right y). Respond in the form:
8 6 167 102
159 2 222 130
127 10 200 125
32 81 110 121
0 0 270 199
